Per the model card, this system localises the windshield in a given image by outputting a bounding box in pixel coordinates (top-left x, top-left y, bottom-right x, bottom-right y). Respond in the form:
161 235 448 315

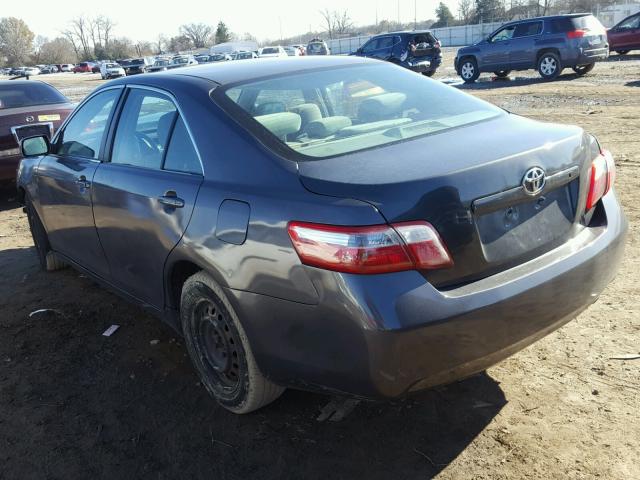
262 47 278 54
173 57 189 64
0 82 68 109
218 63 502 159
154 60 169 66
307 42 327 53
106 63 119 68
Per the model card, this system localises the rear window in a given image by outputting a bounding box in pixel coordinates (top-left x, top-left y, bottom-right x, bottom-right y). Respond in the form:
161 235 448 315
551 15 605 33
216 63 502 160
307 42 327 53
262 48 279 54
0 83 68 109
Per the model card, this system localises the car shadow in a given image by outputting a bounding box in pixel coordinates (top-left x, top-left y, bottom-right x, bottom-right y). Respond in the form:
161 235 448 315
456 72 591 91
0 243 507 479
605 53 640 62
0 183 20 212
626 80 640 88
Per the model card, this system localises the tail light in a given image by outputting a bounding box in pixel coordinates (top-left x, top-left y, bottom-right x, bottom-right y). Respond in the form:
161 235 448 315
567 29 587 39
434 41 442 49
287 221 453 274
585 149 615 211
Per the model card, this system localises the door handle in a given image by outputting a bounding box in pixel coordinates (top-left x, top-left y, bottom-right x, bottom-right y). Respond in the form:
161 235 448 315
75 175 91 188
158 191 185 208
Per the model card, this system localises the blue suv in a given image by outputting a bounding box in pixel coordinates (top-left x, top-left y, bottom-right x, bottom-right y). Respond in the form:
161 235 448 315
455 14 609 83
354 30 443 76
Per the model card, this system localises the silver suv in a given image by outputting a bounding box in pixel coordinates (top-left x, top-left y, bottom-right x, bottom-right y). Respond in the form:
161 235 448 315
455 14 609 83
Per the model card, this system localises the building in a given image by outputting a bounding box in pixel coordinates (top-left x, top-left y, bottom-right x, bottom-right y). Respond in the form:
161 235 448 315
598 3 640 27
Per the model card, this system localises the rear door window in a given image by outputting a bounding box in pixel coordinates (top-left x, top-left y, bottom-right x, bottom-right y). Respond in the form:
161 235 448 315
163 117 202 174
514 21 543 38
111 89 177 169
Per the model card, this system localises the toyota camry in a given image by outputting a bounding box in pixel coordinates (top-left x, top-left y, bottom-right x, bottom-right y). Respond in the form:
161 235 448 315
16 56 626 413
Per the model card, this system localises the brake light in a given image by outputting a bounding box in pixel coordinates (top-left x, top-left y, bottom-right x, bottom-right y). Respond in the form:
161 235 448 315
434 41 442 49
585 149 615 211
287 221 453 274
567 29 587 39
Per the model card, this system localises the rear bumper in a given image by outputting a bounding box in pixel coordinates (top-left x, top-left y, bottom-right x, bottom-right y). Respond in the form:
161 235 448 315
227 192 627 399
405 55 442 73
569 45 609 65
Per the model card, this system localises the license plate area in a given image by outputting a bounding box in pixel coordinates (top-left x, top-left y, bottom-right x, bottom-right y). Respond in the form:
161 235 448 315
475 187 574 263
11 123 53 143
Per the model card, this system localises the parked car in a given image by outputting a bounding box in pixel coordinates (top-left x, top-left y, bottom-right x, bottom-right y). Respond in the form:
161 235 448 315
73 62 93 73
23 67 41 76
15 56 626 413
167 55 198 69
195 55 212 63
291 44 306 55
607 12 640 55
60 64 74 72
39 66 55 74
210 53 233 62
455 14 609 83
0 68 11 75
354 30 442 76
121 58 152 75
0 80 73 182
100 62 126 79
306 38 330 55
231 51 256 60
148 59 171 73
284 46 301 56
92 63 102 73
259 46 288 58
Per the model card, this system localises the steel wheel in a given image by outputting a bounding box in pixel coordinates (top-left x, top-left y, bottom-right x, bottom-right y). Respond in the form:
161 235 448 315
538 53 561 80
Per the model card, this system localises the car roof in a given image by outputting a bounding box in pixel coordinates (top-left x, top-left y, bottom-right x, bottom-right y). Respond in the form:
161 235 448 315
503 12 593 24
145 55 377 86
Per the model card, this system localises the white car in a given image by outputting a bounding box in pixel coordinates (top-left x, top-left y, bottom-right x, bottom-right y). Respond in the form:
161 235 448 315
259 46 288 58
284 46 301 56
100 62 126 80
24 67 40 76
60 64 74 72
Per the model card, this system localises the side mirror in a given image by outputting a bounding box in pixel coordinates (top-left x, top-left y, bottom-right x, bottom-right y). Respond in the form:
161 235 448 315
21 135 50 157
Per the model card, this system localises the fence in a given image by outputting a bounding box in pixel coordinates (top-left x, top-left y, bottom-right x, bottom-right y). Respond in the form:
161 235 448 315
326 22 504 54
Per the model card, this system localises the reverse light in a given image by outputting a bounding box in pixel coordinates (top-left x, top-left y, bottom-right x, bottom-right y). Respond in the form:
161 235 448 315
287 221 453 274
585 149 615 211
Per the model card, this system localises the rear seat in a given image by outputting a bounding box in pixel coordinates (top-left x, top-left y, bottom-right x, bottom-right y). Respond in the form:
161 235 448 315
254 112 302 140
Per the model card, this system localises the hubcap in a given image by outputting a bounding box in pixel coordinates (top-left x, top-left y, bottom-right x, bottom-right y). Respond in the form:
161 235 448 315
195 300 241 389
461 62 474 79
541 57 557 75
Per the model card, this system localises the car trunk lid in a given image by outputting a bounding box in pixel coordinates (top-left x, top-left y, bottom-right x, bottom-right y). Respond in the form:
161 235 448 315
297 114 593 288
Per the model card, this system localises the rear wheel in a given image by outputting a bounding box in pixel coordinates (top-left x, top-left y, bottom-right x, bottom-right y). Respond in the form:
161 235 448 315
493 70 511 78
537 52 561 80
459 58 479 83
422 70 435 77
616 50 630 55
180 271 284 414
572 63 595 76
25 196 66 271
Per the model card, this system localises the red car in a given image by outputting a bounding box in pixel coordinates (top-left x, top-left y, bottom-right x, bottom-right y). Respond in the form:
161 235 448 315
72 62 93 73
607 12 640 54
0 80 74 182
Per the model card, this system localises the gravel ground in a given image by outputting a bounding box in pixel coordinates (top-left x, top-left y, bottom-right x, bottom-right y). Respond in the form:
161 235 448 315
0 49 638 479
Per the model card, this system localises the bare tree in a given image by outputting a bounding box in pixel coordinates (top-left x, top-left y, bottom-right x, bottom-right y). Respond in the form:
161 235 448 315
320 9 335 39
179 23 213 48
320 9 353 39
38 37 76 64
458 0 474 23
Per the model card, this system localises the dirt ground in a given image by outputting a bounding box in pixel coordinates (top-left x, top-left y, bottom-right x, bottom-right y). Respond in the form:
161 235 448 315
1 50 639 480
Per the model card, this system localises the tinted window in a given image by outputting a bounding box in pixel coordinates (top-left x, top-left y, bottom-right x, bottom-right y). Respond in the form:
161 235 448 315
0 82 68 109
361 39 377 53
617 15 640 29
220 63 502 159
514 22 542 38
377 36 395 49
111 89 177 169
163 117 202 174
491 25 515 42
55 89 119 159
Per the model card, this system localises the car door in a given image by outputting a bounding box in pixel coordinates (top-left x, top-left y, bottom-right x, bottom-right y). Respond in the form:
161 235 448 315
610 14 640 50
481 25 516 71
36 87 122 279
509 21 543 69
91 87 203 308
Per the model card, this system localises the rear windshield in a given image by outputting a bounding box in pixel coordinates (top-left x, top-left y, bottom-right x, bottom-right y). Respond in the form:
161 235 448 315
262 48 278 54
217 63 502 160
0 83 68 109
551 15 605 33
307 42 327 53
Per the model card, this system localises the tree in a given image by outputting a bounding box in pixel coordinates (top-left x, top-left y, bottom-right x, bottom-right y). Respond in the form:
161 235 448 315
474 0 505 23
214 21 231 44
37 37 76 64
108 37 134 60
168 35 193 53
0 17 34 65
432 2 456 28
320 9 353 39
458 0 474 23
180 23 213 48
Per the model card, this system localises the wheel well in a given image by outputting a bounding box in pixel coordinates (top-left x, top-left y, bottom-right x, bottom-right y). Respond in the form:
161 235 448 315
168 260 202 310
458 55 476 72
536 48 561 63
17 186 26 205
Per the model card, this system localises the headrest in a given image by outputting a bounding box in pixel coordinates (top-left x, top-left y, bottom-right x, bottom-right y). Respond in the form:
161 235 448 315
157 111 178 148
306 116 352 138
255 112 302 139
290 103 322 126
358 92 407 123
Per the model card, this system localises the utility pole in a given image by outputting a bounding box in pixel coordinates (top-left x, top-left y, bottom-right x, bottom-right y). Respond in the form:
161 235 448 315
397 0 400 27
414 0 417 29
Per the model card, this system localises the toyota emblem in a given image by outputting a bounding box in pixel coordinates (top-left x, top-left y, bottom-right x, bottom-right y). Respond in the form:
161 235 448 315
522 167 546 196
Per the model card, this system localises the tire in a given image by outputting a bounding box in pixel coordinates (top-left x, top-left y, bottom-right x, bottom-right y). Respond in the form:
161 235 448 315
494 70 511 78
459 58 480 83
180 271 284 414
537 52 562 80
616 50 630 55
422 70 435 77
572 63 595 76
25 196 66 271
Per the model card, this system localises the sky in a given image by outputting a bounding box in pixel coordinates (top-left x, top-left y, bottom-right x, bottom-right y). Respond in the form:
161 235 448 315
4 0 461 43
